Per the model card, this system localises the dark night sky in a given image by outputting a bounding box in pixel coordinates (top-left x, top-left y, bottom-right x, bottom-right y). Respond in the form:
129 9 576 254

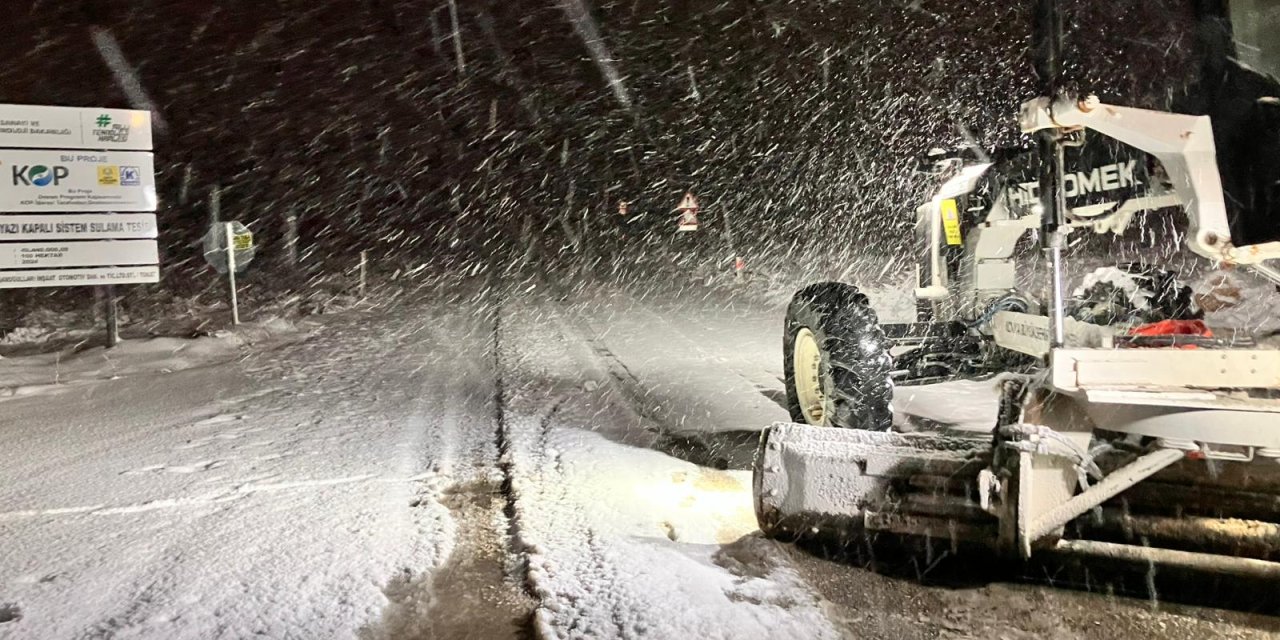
0 0 1198 294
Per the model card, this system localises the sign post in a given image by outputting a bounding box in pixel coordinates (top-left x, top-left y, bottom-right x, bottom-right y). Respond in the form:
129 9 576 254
359 250 368 299
0 103 158 347
104 284 120 347
202 221 254 325
225 223 239 325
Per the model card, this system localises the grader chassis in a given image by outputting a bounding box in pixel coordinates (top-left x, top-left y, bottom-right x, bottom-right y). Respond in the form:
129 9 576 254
755 0 1280 582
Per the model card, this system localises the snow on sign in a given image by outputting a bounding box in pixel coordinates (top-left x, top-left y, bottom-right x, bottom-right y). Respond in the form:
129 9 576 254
0 149 157 212
0 104 153 151
202 221 255 275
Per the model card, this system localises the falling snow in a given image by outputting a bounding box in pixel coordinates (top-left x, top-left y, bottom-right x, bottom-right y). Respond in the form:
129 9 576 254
1 0 1279 638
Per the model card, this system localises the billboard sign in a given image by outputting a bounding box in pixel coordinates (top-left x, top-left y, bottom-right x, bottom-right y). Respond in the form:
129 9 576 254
0 240 158 269
0 104 153 151
0 149 156 212
0 214 156 240
0 265 159 290
0 104 160 296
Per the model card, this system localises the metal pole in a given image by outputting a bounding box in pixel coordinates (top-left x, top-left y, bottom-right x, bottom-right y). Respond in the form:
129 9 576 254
1053 539 1280 581
225 222 240 326
1034 0 1068 348
284 208 299 270
1033 0 1062 98
1045 140 1069 348
209 184 221 225
104 285 120 347
359 250 368 299
447 0 466 76
1026 448 1184 543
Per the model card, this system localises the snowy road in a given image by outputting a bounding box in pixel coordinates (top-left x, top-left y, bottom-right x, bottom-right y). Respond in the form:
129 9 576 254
1 278 1277 639
0 291 520 639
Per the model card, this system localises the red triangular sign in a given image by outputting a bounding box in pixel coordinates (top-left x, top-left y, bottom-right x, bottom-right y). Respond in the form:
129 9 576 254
677 210 699 232
677 192 699 211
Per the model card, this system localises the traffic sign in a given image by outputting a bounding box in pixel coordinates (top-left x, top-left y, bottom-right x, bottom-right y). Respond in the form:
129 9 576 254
676 191 699 232
202 221 255 274
0 149 157 212
0 104 153 151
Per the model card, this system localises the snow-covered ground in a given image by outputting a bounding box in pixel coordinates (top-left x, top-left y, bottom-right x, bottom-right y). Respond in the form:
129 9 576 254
1 277 1276 639
0 296 506 638
0 318 303 399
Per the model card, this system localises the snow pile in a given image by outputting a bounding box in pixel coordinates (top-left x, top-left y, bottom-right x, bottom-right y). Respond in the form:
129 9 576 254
0 317 309 400
0 325 69 345
497 297 842 639
1 309 96 347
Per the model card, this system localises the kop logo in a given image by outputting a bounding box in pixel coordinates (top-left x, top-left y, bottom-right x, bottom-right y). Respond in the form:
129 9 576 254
12 164 70 187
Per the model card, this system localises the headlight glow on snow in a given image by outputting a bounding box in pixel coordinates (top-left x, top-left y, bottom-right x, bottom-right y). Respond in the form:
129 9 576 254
632 468 758 545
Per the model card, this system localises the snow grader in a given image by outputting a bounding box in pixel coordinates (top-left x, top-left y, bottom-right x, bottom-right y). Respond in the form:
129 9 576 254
755 0 1280 580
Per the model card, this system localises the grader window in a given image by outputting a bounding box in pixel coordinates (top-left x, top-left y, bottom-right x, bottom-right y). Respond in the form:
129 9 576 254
1229 0 1280 79
1191 0 1280 246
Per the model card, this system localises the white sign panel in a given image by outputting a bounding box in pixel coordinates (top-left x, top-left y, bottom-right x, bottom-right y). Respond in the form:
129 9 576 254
0 266 159 290
0 150 156 212
0 104 153 151
0 214 157 240
0 240 158 269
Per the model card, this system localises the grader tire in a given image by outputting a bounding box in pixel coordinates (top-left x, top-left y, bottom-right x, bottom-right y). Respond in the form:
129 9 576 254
783 282 894 431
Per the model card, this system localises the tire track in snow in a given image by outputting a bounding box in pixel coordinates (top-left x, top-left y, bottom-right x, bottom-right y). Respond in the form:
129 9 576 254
366 301 537 640
493 298 554 605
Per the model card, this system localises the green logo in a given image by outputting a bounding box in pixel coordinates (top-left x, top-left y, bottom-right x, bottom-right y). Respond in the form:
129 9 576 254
95 114 112 127
12 164 69 187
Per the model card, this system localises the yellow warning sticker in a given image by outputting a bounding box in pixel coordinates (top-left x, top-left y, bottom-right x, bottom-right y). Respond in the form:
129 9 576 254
940 199 962 246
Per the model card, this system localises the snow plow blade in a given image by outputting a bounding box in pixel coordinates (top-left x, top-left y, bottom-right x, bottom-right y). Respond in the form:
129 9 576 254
753 422 996 544
754 422 1280 579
